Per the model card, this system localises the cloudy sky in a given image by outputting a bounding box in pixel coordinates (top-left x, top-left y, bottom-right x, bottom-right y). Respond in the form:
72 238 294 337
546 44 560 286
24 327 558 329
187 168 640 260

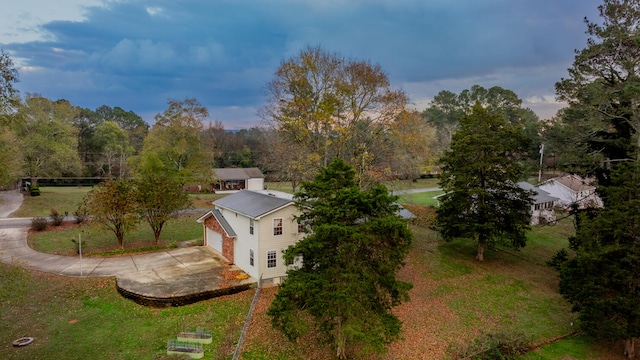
0 0 601 129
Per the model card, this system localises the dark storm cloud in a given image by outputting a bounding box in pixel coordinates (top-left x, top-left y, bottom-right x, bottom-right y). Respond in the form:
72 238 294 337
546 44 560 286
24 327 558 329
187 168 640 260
2 0 602 128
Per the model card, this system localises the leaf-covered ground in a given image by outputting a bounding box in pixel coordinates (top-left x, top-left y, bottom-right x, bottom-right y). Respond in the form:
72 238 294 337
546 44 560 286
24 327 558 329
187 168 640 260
240 225 626 359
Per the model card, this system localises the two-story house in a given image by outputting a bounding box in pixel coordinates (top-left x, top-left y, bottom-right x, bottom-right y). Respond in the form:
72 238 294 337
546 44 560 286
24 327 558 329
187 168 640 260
196 190 304 285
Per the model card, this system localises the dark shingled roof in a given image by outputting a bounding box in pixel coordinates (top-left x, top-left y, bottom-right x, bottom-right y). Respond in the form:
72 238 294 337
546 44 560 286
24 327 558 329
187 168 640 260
214 190 293 219
211 209 237 237
213 167 264 180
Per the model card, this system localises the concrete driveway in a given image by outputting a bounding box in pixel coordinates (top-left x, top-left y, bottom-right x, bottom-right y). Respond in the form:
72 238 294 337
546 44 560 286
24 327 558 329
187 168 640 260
0 190 254 306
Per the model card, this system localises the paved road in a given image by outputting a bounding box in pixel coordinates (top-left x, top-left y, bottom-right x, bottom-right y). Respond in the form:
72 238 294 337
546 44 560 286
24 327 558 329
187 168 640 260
392 187 441 194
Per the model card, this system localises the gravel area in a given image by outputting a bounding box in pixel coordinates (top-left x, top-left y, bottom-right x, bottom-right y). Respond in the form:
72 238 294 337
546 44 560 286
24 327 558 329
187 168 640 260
0 190 23 218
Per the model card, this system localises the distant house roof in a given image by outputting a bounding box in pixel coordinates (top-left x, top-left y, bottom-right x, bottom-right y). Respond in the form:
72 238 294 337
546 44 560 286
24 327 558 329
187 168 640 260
518 182 558 204
213 190 293 219
213 167 264 180
541 174 595 192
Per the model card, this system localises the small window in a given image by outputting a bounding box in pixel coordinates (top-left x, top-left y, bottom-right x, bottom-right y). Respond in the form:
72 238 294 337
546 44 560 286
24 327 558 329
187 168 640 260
249 219 254 235
267 250 277 268
273 218 283 236
249 249 254 266
297 220 306 233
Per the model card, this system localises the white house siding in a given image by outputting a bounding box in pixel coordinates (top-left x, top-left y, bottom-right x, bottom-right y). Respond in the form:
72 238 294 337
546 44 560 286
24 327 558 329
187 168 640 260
257 206 303 282
246 177 265 191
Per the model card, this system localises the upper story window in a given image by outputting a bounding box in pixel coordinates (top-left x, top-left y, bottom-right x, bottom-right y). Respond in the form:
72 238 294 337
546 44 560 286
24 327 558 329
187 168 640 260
273 218 283 236
249 219 254 235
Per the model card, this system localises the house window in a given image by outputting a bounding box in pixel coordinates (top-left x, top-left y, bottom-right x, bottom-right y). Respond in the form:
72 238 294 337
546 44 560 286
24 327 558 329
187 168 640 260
249 219 254 235
273 218 283 235
267 250 277 268
250 249 254 266
297 220 307 233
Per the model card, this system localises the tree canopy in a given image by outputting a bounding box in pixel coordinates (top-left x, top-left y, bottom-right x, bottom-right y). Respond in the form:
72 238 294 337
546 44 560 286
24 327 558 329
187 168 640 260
261 45 408 185
423 85 541 161
0 49 19 115
436 103 533 261
82 179 139 249
15 95 83 179
135 174 191 244
553 1 640 358
559 162 640 358
555 0 640 172
135 98 212 180
267 159 413 359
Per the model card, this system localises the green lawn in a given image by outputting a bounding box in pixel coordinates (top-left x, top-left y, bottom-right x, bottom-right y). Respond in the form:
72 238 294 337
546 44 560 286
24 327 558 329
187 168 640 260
12 186 92 218
0 264 252 360
396 190 443 206
29 215 204 256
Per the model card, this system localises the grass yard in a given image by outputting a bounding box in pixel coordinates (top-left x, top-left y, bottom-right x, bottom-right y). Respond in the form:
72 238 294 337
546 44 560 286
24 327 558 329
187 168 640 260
29 215 203 256
0 264 253 360
266 178 441 195
13 187 224 220
12 186 92 218
396 190 444 206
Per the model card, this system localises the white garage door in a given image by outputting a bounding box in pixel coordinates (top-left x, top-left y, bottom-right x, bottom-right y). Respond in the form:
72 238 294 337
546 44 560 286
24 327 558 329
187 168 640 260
206 228 223 253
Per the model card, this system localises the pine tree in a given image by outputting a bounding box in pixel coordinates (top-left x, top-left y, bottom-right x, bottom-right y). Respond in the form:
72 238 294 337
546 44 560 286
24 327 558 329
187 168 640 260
436 103 532 261
267 158 412 359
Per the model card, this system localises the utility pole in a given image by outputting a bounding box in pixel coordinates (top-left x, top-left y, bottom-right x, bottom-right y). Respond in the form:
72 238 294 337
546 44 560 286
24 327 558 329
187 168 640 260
538 144 544 183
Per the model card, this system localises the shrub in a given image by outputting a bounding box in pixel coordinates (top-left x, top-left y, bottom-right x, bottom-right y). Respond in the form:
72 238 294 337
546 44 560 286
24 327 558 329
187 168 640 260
50 209 64 226
31 217 49 231
447 331 530 360
547 248 569 271
74 206 88 224
401 204 437 228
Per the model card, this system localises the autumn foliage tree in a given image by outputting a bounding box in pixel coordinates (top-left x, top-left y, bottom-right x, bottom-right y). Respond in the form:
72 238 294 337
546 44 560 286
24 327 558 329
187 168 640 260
261 46 407 184
135 174 191 244
82 179 139 249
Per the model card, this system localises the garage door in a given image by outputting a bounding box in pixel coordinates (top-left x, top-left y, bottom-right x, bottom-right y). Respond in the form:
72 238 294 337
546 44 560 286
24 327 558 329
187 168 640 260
206 227 223 253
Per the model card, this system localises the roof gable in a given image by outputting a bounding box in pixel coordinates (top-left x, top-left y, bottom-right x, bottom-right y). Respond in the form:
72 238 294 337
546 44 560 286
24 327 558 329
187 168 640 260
214 190 293 219
542 174 595 192
196 209 237 237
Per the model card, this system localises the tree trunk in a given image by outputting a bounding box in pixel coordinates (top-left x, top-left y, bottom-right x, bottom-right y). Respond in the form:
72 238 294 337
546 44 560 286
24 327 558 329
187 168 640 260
476 235 485 261
336 317 347 359
625 338 635 359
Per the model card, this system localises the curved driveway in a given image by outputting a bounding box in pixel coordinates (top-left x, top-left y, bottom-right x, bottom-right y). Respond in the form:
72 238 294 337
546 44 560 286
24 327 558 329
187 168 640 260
0 190 225 279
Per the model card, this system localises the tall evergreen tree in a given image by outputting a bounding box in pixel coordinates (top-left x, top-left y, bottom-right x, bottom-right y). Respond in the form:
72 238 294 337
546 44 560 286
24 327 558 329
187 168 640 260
436 103 532 261
559 162 640 359
267 159 412 359
555 0 640 181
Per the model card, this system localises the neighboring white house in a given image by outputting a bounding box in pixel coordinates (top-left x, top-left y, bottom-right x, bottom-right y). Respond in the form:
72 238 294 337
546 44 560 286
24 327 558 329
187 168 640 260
212 168 265 193
197 190 304 285
537 174 603 209
518 182 558 225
